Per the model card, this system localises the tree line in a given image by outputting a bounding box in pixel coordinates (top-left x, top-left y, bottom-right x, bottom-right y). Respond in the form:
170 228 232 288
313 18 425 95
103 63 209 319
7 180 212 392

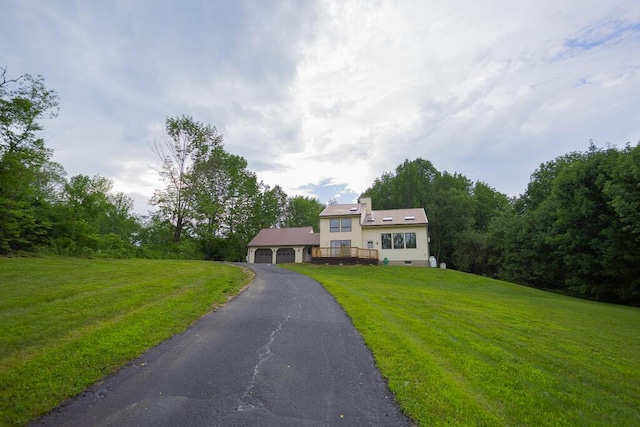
145 114 325 260
2 68 638 305
361 146 640 306
0 68 323 260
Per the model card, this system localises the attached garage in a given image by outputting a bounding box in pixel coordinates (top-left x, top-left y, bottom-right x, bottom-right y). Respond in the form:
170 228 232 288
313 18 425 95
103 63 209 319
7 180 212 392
247 227 319 264
254 249 273 263
276 248 295 264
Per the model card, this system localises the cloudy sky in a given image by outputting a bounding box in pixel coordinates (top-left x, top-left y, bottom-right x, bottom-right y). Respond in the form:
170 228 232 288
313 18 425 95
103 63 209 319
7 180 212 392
2 0 639 214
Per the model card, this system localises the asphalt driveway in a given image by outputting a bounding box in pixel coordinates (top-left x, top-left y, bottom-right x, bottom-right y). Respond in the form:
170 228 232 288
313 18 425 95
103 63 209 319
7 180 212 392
33 263 411 426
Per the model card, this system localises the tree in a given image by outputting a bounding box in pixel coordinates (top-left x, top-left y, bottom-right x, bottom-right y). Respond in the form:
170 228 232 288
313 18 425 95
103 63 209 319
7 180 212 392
251 184 288 232
150 115 223 242
605 143 640 236
603 143 640 302
0 67 63 253
449 181 511 275
189 145 239 242
471 181 510 232
188 142 267 260
283 196 325 231
363 158 438 210
486 143 640 305
546 145 640 303
149 115 290 260
428 171 474 266
392 158 439 209
362 172 394 208
46 174 139 256
102 192 140 238
1 67 59 158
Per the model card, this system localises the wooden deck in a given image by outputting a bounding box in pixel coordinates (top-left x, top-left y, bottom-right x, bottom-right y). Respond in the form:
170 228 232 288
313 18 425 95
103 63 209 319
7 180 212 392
311 247 379 265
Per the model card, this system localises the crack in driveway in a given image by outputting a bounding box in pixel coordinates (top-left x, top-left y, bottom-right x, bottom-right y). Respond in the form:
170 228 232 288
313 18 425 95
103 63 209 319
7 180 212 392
237 314 291 412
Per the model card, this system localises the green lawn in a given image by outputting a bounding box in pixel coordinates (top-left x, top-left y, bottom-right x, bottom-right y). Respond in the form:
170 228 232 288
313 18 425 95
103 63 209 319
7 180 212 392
0 257 251 426
285 264 640 426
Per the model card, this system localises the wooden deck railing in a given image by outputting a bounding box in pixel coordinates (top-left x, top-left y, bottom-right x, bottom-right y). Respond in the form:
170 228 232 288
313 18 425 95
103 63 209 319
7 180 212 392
312 247 378 259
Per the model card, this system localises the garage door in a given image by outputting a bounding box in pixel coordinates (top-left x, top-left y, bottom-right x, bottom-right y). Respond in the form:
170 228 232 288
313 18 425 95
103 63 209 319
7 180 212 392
254 249 273 263
276 248 295 264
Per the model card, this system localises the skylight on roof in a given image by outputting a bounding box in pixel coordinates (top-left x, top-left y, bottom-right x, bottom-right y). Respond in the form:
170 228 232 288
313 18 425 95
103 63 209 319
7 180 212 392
350 207 358 211
382 217 393 221
404 215 415 220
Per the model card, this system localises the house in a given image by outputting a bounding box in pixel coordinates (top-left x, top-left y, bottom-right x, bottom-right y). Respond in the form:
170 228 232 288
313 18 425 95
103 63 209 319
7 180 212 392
317 197 429 266
246 226 320 264
246 197 429 266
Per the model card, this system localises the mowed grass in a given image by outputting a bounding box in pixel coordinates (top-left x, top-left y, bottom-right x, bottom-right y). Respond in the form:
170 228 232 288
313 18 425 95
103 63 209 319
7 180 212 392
0 257 251 426
285 264 640 426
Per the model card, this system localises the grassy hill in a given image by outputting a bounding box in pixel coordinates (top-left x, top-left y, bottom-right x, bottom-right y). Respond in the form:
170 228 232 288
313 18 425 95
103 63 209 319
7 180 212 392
0 258 252 426
2 258 638 426
285 264 640 426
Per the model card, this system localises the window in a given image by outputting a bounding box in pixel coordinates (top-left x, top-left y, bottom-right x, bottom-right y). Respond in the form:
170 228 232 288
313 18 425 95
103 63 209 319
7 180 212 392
393 233 404 249
405 232 417 249
383 232 416 249
367 240 374 249
381 233 392 249
330 240 351 256
330 218 352 232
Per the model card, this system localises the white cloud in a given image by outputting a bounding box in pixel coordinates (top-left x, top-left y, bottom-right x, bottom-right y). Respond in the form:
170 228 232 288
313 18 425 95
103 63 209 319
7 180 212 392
1 0 639 213
257 0 640 199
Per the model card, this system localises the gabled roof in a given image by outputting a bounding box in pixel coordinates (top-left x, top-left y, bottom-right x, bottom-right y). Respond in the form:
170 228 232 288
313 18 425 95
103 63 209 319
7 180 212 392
247 227 320 247
363 208 428 226
319 203 365 217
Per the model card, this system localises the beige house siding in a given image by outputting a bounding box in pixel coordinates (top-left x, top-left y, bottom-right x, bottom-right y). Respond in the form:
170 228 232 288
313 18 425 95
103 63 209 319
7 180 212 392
362 226 429 266
319 215 364 248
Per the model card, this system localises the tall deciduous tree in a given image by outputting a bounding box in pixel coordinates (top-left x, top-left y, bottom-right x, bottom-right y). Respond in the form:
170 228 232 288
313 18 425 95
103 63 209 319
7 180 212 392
471 181 510 232
1 67 59 157
283 196 325 231
150 115 222 242
0 67 64 253
193 150 260 259
454 181 510 275
253 184 288 231
149 115 289 260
